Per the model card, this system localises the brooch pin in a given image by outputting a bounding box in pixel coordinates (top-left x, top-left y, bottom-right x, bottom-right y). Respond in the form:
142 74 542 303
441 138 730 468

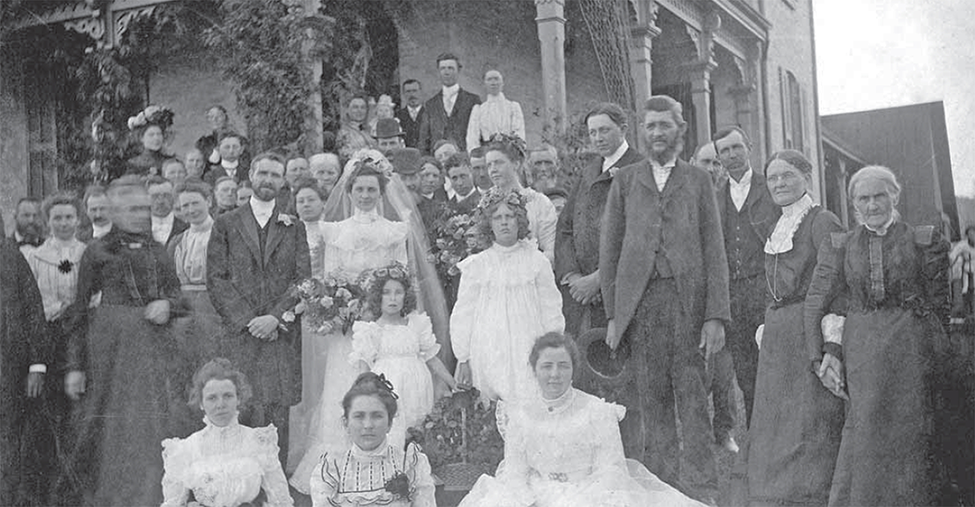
57 259 74 274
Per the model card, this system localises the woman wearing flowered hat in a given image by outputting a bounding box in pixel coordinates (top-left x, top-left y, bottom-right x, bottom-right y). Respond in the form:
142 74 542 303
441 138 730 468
126 105 176 177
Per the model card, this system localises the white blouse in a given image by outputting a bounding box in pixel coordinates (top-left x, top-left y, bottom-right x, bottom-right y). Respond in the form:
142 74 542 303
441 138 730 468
522 187 558 264
26 237 87 321
161 416 293 507
172 217 214 286
466 93 526 150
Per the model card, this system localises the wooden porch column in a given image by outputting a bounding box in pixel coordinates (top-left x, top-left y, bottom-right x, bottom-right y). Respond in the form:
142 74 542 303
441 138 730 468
300 0 324 153
629 0 661 108
535 0 567 133
682 12 720 150
729 40 766 165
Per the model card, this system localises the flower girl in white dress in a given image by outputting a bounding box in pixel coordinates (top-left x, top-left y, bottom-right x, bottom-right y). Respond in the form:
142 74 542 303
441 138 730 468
350 263 456 449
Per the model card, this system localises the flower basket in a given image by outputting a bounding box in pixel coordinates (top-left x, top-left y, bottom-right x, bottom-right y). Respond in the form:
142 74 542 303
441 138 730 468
411 388 504 490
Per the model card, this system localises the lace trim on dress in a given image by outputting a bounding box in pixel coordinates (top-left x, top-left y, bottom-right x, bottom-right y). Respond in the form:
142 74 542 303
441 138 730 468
764 193 814 254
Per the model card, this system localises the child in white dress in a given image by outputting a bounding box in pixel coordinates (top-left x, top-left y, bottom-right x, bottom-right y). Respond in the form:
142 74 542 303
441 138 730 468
350 263 456 449
451 188 564 405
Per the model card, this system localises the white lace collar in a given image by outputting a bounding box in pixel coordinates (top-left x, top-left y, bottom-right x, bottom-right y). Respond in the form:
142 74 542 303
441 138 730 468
484 92 507 103
189 215 214 233
350 438 390 458
202 412 241 436
864 214 897 236
352 207 382 224
764 193 815 254
541 386 575 415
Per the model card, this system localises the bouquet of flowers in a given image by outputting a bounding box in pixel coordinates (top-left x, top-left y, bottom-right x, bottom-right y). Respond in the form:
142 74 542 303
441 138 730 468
428 210 483 280
286 272 364 334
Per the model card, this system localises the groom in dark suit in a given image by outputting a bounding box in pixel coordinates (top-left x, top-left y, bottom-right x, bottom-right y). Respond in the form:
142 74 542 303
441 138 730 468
417 52 481 153
207 152 311 465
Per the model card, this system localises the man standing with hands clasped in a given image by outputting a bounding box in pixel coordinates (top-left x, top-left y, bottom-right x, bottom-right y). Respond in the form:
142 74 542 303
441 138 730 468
600 95 729 504
207 152 311 468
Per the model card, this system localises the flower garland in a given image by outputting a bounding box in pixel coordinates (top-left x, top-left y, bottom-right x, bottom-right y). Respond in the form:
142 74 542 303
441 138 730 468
347 148 394 179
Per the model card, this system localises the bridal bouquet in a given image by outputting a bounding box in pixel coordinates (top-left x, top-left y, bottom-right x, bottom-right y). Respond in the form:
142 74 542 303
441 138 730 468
286 272 364 334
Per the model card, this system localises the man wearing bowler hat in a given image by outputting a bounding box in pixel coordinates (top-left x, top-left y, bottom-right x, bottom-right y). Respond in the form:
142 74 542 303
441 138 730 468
386 147 422 203
375 118 407 154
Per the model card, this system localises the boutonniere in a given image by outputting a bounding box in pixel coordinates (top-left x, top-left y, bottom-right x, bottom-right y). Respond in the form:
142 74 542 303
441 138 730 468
609 166 620 178
58 259 74 274
277 214 295 226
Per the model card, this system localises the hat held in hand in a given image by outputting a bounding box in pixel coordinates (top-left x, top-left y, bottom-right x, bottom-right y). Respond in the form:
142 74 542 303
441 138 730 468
579 327 631 382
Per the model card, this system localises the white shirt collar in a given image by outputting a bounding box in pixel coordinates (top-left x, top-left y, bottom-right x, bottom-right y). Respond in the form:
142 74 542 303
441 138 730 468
408 104 422 113
151 213 175 243
250 195 276 228
729 167 753 211
14 231 24 242
602 140 630 172
92 222 112 238
457 187 477 200
221 159 239 171
442 84 460 97
650 156 677 170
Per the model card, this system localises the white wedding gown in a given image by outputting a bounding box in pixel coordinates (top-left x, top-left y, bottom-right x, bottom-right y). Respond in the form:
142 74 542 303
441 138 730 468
289 208 409 494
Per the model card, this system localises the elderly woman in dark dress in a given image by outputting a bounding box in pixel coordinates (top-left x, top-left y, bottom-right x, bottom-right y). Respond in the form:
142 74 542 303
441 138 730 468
744 150 846 506
804 165 951 506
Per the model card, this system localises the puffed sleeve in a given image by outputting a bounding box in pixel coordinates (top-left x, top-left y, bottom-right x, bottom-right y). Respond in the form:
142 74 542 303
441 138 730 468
160 437 190 507
309 453 340 507
349 321 380 367
534 251 565 334
805 232 849 364
511 102 526 143
411 313 441 361
404 443 436 507
450 254 481 363
486 409 533 505
255 425 295 507
589 398 629 475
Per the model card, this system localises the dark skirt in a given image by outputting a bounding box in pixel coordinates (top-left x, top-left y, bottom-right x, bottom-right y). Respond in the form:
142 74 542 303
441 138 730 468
747 302 845 506
829 308 949 506
70 304 179 507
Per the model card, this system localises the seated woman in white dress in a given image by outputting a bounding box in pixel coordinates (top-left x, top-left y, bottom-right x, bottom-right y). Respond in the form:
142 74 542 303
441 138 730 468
309 372 436 507
451 188 564 405
161 358 294 507
459 333 705 507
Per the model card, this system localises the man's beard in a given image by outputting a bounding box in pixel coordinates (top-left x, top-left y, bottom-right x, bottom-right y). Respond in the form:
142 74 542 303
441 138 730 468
17 223 42 241
650 141 681 165
254 185 278 201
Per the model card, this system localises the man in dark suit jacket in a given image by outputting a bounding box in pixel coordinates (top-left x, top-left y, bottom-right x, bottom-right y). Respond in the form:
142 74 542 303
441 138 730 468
0 215 49 505
206 153 311 466
556 103 644 339
395 79 424 149
443 152 481 216
417 53 481 154
712 126 780 428
147 177 189 248
600 96 729 504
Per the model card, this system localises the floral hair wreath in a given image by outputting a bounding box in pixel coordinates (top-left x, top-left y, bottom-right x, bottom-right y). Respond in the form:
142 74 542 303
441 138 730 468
360 261 413 292
127 105 175 131
486 132 527 160
348 148 395 179
475 187 527 215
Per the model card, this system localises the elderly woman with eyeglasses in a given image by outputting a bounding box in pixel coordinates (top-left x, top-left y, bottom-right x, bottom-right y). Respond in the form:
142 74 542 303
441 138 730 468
804 165 951 506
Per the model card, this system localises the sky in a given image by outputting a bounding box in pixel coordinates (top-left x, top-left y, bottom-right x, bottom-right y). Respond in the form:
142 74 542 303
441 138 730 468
813 0 975 196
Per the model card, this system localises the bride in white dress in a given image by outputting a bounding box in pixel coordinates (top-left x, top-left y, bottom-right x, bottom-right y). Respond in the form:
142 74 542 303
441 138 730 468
289 150 449 494
459 333 705 507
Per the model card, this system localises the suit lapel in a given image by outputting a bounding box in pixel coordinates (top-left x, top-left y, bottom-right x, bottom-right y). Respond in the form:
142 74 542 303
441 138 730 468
660 162 687 200
741 170 766 211
264 208 286 267
235 204 263 266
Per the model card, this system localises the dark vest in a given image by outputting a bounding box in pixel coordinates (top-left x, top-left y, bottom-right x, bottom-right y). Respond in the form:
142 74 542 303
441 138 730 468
723 190 766 280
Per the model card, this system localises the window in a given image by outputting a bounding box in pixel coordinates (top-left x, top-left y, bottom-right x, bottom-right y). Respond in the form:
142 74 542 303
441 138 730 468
779 68 806 154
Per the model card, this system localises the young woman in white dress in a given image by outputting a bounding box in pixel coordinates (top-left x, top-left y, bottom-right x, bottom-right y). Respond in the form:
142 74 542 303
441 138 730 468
309 372 436 507
161 358 293 507
290 150 449 493
451 188 564 406
459 333 705 507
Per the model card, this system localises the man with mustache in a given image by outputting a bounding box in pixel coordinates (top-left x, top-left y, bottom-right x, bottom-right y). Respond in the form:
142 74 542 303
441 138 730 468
712 126 780 428
600 95 729 504
206 152 310 467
